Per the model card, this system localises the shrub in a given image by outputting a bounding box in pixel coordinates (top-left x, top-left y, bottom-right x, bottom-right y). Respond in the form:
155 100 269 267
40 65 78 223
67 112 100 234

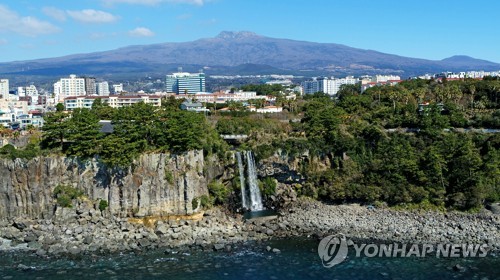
260 177 277 196
164 170 174 184
53 184 83 208
192 195 213 210
207 180 229 205
99 199 108 211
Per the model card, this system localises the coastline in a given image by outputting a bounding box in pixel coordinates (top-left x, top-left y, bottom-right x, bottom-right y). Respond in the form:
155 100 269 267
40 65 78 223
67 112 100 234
1 198 499 256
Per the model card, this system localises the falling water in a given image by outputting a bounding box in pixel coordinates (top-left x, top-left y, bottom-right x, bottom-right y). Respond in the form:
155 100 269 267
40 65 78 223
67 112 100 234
246 151 264 211
236 152 249 210
236 151 265 211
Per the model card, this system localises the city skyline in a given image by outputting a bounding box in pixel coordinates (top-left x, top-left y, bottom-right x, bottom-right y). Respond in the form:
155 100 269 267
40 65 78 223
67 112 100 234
0 0 499 63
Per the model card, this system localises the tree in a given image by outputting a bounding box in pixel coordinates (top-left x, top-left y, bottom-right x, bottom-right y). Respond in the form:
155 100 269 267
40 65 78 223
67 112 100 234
41 111 71 150
65 108 103 158
91 98 115 119
56 103 65 112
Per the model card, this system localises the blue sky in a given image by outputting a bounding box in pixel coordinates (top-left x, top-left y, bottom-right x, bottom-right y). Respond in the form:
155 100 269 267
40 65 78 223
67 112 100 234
0 0 499 63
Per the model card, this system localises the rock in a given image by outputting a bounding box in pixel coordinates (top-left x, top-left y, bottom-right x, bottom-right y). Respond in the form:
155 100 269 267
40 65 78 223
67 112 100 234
28 241 42 249
155 225 168 235
266 246 272 252
68 246 81 255
266 229 274 236
0 152 209 220
35 249 47 257
12 219 32 231
16 264 33 271
272 248 281 254
453 264 465 272
138 239 151 248
213 244 225 251
83 235 93 245
488 203 500 214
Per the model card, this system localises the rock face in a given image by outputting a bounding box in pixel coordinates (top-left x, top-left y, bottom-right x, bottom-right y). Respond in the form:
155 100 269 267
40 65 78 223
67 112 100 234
258 149 331 185
0 151 210 220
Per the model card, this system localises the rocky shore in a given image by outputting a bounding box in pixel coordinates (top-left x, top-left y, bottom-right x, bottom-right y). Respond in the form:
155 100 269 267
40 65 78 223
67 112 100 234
1 198 499 256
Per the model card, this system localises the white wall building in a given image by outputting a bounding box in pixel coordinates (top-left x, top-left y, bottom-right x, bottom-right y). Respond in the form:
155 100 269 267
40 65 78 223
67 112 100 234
17 85 38 97
54 75 86 101
301 79 320 95
112 83 124 94
96 81 110 96
64 95 161 110
173 91 268 104
0 79 9 100
303 76 358 96
372 75 401 83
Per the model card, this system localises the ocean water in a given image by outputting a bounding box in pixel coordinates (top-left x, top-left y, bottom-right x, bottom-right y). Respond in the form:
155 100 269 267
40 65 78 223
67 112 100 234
0 237 498 280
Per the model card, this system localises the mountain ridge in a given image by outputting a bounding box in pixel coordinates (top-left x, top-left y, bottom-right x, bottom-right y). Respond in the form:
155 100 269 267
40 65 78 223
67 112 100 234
1 31 498 78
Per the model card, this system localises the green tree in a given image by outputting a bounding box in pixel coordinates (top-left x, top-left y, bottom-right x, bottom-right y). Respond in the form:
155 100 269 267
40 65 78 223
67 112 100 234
66 108 103 158
56 103 65 112
41 111 71 150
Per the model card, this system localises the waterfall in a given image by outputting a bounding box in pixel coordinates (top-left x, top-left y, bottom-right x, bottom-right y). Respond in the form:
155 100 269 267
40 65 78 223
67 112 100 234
236 151 264 211
236 152 249 210
245 151 264 211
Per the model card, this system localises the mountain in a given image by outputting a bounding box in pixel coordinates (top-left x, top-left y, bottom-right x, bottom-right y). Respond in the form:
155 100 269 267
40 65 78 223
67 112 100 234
1 31 499 78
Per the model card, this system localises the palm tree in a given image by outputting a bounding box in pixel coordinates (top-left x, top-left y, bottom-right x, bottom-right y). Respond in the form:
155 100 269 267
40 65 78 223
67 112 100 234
26 124 36 134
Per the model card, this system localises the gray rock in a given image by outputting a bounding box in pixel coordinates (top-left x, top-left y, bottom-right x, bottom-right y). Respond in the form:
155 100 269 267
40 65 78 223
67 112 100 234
12 220 32 231
213 244 225 251
155 225 168 235
272 248 281 254
83 236 93 245
0 151 209 220
16 264 33 271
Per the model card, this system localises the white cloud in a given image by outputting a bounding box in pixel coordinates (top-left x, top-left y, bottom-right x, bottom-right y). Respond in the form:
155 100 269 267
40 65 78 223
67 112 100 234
103 0 206 6
42 7 67 22
128 27 155 37
0 5 60 37
67 9 119 23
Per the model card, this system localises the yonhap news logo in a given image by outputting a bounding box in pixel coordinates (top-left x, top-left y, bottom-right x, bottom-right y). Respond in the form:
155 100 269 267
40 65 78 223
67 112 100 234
317 236 349 268
318 235 489 268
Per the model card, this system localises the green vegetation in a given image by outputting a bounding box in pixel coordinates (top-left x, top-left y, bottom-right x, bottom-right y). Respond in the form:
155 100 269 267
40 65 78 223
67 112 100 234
99 199 108 211
207 180 230 205
2 79 497 212
226 79 499 211
164 170 174 184
240 84 283 96
192 195 212 210
260 177 277 197
53 184 83 208
41 99 228 167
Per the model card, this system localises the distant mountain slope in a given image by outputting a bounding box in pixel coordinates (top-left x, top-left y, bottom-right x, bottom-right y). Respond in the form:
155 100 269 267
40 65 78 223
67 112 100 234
1 31 499 78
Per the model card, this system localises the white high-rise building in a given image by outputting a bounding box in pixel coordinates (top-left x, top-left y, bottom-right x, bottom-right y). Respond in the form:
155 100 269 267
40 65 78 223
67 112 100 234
166 71 206 94
0 79 9 100
54 75 86 101
18 85 38 97
301 79 320 95
112 83 124 94
96 81 110 96
303 76 358 96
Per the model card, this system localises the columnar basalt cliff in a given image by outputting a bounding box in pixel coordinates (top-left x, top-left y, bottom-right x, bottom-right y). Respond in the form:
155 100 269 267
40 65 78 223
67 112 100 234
0 151 210 220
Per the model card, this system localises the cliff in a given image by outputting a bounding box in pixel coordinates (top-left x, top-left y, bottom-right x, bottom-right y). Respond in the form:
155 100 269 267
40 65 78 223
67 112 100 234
0 151 211 220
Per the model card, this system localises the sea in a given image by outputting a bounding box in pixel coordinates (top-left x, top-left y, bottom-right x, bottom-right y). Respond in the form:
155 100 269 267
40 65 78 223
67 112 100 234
0 237 498 280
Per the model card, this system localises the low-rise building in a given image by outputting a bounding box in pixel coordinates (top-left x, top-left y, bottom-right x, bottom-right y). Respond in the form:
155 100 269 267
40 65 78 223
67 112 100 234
64 95 161 110
172 91 269 104
180 100 209 113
